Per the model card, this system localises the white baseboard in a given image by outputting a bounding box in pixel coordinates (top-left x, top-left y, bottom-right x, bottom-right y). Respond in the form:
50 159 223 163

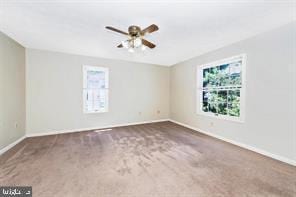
169 119 296 166
26 119 170 138
0 135 26 155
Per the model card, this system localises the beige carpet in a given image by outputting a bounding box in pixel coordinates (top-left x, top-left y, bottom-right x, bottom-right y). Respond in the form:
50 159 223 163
0 122 295 197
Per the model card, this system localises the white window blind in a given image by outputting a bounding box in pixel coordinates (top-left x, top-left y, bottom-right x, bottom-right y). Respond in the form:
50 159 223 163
83 66 109 113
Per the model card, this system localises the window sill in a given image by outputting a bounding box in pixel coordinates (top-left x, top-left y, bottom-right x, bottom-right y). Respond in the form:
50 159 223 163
197 111 244 123
84 110 108 114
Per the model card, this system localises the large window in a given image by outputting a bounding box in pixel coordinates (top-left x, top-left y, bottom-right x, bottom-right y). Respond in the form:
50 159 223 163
83 66 109 113
197 54 245 121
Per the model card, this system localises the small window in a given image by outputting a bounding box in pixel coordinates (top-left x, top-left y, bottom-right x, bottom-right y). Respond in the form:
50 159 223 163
83 66 109 113
197 54 245 122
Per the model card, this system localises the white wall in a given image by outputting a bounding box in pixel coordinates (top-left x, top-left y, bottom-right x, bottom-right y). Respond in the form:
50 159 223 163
0 32 26 150
170 22 296 162
26 49 170 135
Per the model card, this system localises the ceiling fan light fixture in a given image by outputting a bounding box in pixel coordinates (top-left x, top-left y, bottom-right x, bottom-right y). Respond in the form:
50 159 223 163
141 45 147 51
133 37 142 48
122 40 130 49
106 24 158 51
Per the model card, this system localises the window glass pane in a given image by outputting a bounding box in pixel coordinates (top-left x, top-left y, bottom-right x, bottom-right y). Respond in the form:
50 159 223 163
202 102 209 112
229 60 241 85
202 91 210 112
207 90 218 114
87 89 93 101
202 91 209 102
227 90 240 117
93 89 100 101
208 103 218 114
208 90 218 103
86 89 107 112
208 67 219 87
87 70 105 89
218 102 227 115
217 90 227 103
99 89 107 109
93 102 100 111
203 68 210 87
227 90 240 102
218 64 230 86
83 89 93 111
228 103 240 117
86 102 93 111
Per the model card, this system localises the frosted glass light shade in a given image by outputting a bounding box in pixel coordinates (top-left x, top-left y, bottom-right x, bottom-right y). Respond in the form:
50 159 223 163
141 45 147 51
122 40 130 48
133 38 142 48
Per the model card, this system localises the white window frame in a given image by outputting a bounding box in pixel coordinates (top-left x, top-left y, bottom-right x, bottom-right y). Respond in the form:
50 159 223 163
196 54 246 122
83 65 109 114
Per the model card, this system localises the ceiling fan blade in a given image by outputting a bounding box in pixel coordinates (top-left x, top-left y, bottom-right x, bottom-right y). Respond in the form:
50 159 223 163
141 24 159 34
117 43 123 48
105 26 128 35
142 39 156 48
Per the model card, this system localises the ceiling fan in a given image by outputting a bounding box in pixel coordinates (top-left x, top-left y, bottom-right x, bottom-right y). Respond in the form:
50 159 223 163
105 24 159 52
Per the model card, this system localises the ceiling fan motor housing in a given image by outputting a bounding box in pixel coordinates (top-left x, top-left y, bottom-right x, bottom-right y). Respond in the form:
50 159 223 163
128 25 141 37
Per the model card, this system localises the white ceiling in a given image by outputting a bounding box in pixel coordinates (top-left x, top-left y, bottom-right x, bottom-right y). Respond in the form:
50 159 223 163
0 0 295 66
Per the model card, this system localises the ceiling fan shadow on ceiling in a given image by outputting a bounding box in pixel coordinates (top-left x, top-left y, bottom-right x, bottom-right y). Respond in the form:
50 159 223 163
105 24 159 53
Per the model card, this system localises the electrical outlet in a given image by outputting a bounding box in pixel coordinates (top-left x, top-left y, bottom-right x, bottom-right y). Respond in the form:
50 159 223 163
157 110 160 114
15 122 18 128
138 112 142 116
210 122 214 127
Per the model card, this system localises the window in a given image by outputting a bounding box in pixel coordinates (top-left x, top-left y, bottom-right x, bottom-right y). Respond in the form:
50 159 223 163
83 66 109 113
197 54 245 122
